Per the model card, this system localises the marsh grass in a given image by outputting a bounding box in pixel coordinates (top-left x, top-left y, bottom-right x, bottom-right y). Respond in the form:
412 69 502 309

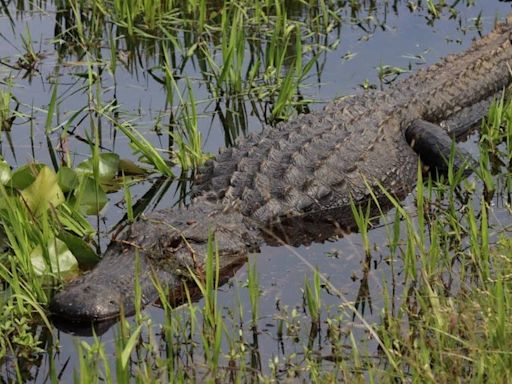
0 0 510 382
52 93 511 383
36 0 336 180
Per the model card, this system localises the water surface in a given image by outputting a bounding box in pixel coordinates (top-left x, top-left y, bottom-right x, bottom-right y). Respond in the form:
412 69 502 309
0 0 511 381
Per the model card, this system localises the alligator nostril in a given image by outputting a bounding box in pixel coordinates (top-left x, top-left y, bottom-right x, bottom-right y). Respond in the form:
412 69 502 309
109 300 117 306
169 237 181 248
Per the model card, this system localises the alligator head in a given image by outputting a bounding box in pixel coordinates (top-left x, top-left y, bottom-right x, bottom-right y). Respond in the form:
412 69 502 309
49 199 260 323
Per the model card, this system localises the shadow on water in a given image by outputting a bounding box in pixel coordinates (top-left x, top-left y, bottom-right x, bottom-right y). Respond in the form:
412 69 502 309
50 195 398 337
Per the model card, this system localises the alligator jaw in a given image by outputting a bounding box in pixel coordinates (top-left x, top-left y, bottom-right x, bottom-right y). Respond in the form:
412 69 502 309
49 242 167 322
49 202 257 323
49 278 129 322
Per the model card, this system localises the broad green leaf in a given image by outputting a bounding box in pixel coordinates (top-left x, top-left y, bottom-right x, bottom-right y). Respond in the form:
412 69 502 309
10 163 44 190
118 158 150 175
58 231 99 269
57 166 79 193
75 153 120 182
21 166 65 216
30 238 78 277
97 178 123 193
0 160 11 185
74 176 108 215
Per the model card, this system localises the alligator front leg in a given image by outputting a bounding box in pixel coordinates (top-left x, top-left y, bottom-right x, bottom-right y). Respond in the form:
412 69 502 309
405 119 477 177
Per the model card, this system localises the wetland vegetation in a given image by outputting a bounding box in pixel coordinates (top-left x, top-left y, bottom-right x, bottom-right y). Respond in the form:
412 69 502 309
0 0 511 382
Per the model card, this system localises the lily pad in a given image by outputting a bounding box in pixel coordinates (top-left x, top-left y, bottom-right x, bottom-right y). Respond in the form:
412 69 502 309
75 153 120 182
20 166 65 216
58 231 99 269
0 159 11 185
30 237 78 277
57 166 79 193
74 176 108 215
118 158 150 176
10 163 45 190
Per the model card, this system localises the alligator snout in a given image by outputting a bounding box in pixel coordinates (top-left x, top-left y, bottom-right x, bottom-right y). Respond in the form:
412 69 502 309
49 240 159 322
50 280 129 321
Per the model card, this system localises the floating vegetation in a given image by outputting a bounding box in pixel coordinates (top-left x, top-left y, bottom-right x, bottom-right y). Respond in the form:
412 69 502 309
0 0 510 382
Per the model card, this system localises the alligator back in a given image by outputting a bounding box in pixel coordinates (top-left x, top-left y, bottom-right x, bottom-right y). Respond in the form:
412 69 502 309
194 91 418 224
194 15 512 226
391 17 512 123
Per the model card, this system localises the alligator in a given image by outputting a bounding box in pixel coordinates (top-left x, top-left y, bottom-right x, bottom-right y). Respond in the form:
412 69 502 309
50 15 512 322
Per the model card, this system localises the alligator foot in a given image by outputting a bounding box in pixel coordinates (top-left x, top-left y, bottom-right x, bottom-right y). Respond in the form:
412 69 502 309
405 119 477 177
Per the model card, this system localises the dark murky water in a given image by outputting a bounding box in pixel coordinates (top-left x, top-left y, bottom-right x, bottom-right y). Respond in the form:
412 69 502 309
1 0 511 381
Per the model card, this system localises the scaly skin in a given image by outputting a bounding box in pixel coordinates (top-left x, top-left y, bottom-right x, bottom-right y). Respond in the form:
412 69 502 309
50 200 260 320
50 16 512 322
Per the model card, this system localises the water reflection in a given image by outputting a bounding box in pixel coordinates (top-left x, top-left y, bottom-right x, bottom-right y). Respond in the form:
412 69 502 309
1 0 511 382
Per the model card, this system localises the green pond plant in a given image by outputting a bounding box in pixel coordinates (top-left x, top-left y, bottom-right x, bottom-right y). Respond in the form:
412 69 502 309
62 79 511 384
0 0 510 382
